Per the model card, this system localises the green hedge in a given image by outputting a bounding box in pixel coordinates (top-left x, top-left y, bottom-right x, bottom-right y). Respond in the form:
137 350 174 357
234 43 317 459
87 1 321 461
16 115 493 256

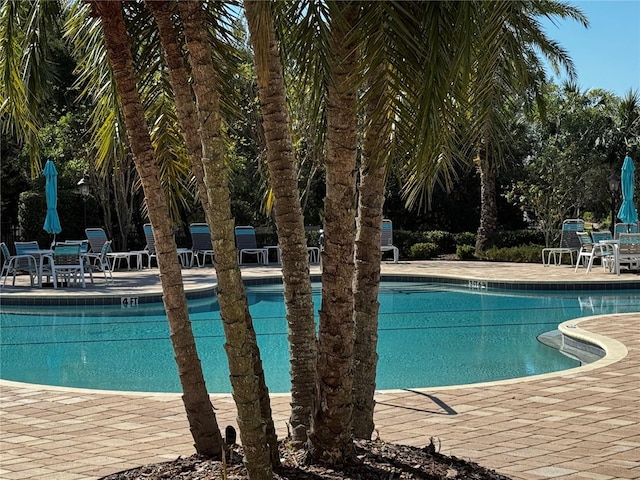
394 230 423 258
409 242 439 259
477 245 544 263
456 244 476 260
495 230 545 248
395 230 456 256
454 231 476 247
422 230 455 253
257 227 546 264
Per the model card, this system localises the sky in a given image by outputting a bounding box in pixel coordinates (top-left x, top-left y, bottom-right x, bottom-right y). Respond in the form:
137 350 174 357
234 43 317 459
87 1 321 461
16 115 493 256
540 0 640 96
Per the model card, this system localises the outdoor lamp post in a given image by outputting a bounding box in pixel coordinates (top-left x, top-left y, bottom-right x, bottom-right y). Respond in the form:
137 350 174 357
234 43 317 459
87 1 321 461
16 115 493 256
607 173 620 234
77 172 91 229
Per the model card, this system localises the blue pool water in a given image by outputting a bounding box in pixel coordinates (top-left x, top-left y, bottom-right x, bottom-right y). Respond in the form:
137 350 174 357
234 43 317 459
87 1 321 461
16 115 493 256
1 282 639 393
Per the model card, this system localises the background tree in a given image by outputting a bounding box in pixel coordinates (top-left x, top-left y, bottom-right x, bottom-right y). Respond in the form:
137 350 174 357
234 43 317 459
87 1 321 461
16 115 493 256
507 84 639 242
460 1 586 252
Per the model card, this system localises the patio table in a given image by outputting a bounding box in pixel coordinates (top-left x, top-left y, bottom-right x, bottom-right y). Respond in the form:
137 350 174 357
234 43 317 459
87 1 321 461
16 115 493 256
24 249 94 287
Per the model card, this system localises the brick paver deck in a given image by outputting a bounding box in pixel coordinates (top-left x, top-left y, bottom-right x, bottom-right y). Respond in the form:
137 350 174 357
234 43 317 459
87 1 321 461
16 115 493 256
1 261 639 479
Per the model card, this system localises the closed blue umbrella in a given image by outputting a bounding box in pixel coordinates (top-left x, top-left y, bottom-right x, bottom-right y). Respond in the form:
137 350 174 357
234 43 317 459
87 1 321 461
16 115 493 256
617 156 638 228
43 160 62 240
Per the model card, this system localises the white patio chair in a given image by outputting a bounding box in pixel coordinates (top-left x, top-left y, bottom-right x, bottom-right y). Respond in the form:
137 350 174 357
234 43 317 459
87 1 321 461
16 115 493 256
50 244 92 288
574 232 615 273
86 227 136 270
614 222 639 239
0 242 38 287
615 233 640 275
84 240 114 282
144 223 193 268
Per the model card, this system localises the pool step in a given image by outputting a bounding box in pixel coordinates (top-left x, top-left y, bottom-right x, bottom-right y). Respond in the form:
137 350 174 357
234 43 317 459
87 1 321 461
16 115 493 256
538 329 605 365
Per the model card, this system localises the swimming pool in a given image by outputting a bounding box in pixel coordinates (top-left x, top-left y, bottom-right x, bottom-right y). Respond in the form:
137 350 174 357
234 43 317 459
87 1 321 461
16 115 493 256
1 282 638 393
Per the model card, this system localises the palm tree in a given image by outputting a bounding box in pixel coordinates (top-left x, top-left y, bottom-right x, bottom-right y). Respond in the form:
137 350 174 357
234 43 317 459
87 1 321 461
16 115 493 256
279 0 476 457
351 1 428 438
352 1 585 438
2 8 219 454
306 1 361 463
244 0 317 448
86 0 224 458
463 1 586 252
352 102 387 439
175 1 276 476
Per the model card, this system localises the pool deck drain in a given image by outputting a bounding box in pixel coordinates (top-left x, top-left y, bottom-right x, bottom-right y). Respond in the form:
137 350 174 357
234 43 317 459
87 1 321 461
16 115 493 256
1 261 639 479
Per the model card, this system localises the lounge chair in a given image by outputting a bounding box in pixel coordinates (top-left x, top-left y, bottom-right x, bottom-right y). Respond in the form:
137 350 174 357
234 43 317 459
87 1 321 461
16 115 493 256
381 219 399 263
85 227 136 270
142 224 158 268
234 226 268 265
189 223 215 267
0 242 38 287
542 219 584 266
143 223 194 268
85 228 110 253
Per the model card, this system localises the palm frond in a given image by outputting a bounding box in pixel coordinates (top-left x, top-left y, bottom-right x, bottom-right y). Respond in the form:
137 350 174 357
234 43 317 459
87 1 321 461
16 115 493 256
277 0 331 158
0 0 62 175
145 83 193 221
64 1 128 175
401 0 589 209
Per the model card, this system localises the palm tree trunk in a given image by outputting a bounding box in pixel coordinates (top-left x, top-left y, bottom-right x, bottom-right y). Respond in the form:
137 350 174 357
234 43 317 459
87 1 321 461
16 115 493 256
244 0 317 448
352 75 388 439
475 145 499 252
309 1 360 464
177 1 275 476
89 0 223 458
144 0 209 215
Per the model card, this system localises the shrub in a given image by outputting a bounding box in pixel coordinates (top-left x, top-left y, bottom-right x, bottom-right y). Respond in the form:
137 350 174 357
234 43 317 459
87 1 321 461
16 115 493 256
454 231 476 247
421 230 455 253
496 229 545 248
456 244 476 260
478 245 544 263
394 229 422 258
409 242 439 259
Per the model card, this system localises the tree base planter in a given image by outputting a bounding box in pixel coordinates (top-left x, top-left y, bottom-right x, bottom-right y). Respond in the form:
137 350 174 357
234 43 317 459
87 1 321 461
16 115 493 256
99 440 510 480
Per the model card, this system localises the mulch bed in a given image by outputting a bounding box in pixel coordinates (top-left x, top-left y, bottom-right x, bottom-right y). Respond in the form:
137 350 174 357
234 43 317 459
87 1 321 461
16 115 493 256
99 439 511 480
